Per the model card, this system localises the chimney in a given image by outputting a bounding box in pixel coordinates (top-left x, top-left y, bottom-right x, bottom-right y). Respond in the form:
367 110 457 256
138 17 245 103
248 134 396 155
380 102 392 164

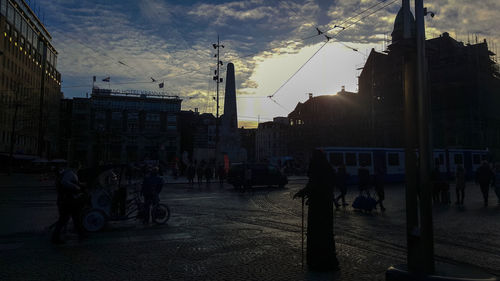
308 93 313 99
341 86 345 92
194 108 198 113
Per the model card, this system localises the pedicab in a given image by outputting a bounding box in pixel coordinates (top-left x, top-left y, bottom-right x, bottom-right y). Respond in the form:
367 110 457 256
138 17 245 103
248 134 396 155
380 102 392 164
78 165 170 232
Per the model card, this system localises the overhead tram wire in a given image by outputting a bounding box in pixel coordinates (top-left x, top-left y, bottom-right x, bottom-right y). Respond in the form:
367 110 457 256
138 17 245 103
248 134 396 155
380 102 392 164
300 0 397 41
264 0 398 110
325 0 398 34
334 0 391 32
235 0 397 61
268 41 328 99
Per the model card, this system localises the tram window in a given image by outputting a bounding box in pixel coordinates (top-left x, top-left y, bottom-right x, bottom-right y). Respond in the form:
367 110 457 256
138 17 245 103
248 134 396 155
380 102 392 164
454 154 463 165
388 153 400 166
329 153 343 166
345 153 356 166
359 153 372 166
473 154 481 165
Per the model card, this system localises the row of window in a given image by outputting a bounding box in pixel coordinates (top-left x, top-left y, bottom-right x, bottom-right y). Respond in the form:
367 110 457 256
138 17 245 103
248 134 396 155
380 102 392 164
93 111 177 122
1 0 57 68
92 99 181 112
326 151 488 168
0 129 36 148
2 31 61 84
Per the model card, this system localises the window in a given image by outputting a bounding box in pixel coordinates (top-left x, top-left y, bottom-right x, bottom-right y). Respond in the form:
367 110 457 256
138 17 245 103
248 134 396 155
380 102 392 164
146 113 160 122
388 153 400 166
15 10 21 31
1 0 7 16
128 112 138 120
345 153 356 166
454 154 463 165
95 111 106 120
111 112 121 120
359 153 372 166
329 153 343 166
473 154 481 165
167 115 176 122
7 3 13 24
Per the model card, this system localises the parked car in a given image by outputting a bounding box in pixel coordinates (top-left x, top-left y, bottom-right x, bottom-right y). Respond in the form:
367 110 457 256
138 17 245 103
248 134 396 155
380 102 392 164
227 163 288 189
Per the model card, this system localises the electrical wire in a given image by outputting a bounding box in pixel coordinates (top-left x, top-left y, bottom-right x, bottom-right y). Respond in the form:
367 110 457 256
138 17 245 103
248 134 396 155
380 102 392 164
268 41 328 98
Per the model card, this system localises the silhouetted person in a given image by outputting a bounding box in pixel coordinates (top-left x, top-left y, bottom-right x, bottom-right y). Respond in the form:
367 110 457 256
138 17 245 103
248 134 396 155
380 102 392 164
244 165 252 190
294 150 340 272
217 164 225 188
455 165 466 205
374 167 386 212
476 161 494 207
493 163 500 206
431 167 442 204
358 162 370 195
196 161 205 186
51 162 86 244
334 165 348 209
141 167 163 224
187 163 196 186
204 165 213 186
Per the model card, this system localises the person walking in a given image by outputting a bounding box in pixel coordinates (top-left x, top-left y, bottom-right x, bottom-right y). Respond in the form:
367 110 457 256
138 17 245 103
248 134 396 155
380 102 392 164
455 165 466 205
358 162 370 196
196 161 205 186
141 167 164 224
187 163 196 186
492 163 500 206
431 166 442 204
476 161 494 207
51 162 87 244
373 167 386 212
244 165 253 190
334 164 348 209
217 164 225 188
204 164 213 187
293 150 340 272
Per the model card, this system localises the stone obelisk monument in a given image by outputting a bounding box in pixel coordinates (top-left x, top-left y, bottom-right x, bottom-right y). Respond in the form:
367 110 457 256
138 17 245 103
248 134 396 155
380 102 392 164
218 62 246 163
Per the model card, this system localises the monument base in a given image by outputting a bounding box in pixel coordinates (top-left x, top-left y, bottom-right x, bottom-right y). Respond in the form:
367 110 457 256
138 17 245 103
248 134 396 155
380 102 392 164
386 263 497 281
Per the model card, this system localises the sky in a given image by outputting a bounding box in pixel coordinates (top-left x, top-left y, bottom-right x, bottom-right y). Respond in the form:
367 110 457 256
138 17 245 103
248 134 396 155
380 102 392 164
34 0 500 128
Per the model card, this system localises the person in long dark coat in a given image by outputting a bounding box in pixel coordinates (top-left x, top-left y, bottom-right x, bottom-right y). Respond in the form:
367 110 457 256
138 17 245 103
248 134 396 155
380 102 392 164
476 161 494 207
294 150 340 272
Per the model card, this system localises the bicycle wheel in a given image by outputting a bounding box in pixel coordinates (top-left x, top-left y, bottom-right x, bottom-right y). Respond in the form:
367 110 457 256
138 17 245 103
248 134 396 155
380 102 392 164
82 209 107 232
151 204 170 224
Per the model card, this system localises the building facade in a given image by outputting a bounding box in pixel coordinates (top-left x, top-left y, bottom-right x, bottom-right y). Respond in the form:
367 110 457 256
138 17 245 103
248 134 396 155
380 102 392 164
69 88 182 166
0 0 62 158
256 117 290 163
358 3 500 157
286 89 362 168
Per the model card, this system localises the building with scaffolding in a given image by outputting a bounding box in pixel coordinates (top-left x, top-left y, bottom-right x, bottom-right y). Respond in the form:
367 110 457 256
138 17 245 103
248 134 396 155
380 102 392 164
0 0 62 161
68 88 182 166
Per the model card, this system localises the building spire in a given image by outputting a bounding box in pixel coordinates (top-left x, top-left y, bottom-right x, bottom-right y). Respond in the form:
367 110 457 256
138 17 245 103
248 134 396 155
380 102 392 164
391 0 416 44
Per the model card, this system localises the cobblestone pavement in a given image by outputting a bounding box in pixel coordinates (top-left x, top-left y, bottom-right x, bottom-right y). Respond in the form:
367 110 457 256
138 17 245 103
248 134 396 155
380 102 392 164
0 177 499 281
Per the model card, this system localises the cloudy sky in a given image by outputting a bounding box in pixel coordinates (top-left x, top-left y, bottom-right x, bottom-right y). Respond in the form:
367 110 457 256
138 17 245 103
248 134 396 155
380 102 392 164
36 0 500 127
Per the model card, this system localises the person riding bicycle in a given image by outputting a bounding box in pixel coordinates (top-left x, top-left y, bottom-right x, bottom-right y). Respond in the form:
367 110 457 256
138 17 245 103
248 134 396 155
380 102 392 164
51 161 87 244
141 167 164 224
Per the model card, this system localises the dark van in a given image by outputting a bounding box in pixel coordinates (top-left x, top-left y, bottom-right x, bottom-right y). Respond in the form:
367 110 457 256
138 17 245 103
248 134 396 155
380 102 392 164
227 163 288 189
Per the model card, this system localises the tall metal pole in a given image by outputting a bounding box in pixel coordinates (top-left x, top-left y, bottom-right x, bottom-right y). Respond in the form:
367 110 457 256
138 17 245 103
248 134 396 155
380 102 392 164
415 0 434 273
38 39 47 157
8 88 20 175
216 35 220 147
403 53 419 272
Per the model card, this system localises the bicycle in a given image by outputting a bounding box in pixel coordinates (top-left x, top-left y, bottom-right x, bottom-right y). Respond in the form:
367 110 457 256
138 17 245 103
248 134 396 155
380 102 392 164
81 187 170 232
